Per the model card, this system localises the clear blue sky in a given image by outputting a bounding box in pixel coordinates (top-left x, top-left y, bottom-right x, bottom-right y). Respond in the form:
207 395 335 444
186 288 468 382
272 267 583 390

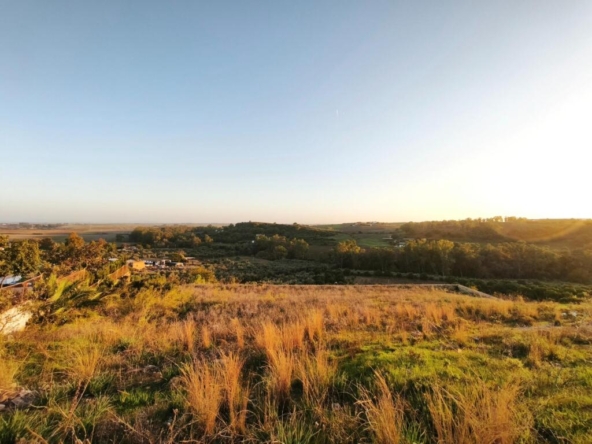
1 1 591 224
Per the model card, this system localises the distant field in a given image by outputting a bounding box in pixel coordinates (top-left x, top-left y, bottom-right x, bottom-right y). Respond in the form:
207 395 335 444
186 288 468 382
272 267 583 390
315 222 404 234
330 232 392 248
0 223 228 243
0 224 136 242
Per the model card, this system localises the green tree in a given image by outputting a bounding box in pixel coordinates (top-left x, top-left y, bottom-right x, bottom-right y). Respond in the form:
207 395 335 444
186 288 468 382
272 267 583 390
335 240 363 268
271 245 288 260
289 238 309 259
7 240 42 277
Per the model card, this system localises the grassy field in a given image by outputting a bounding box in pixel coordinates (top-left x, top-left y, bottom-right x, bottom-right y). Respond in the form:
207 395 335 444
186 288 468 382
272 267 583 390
316 222 403 234
0 224 136 242
330 233 392 248
2 285 592 443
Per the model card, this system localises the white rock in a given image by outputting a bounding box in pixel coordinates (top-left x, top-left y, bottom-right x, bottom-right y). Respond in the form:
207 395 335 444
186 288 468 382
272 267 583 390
0 306 32 335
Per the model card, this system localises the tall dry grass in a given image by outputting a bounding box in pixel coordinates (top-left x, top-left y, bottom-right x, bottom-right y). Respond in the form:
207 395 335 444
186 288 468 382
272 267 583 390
0 351 19 402
67 342 104 384
180 359 223 435
297 346 336 406
359 372 405 444
267 349 296 401
230 317 245 349
176 319 197 351
426 381 529 444
280 321 306 351
304 309 324 342
219 352 249 434
256 321 281 358
201 324 212 349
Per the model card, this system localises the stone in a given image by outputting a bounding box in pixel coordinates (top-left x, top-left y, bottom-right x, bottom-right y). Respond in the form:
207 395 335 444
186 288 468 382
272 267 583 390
142 365 160 374
10 389 36 409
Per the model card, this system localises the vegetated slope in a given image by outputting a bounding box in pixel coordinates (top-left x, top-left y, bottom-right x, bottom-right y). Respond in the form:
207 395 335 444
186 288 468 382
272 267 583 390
2 285 592 443
129 222 336 247
400 218 592 247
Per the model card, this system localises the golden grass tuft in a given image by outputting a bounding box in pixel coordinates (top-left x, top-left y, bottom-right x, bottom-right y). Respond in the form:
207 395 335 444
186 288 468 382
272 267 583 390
0 351 19 402
180 359 223 435
219 352 249 433
201 324 212 349
230 317 245 349
304 309 324 342
426 381 529 444
267 348 296 401
297 346 336 406
67 342 104 383
280 321 306 351
359 372 405 444
256 321 281 357
176 319 197 351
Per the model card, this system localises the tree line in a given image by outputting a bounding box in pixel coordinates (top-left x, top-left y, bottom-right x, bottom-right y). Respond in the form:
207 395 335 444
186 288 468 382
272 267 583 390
333 239 592 284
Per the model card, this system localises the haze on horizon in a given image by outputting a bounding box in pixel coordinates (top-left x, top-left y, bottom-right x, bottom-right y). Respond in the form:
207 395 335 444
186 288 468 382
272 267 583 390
1 1 591 225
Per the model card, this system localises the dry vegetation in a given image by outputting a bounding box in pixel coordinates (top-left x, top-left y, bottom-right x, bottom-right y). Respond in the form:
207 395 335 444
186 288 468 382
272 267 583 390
2 285 592 443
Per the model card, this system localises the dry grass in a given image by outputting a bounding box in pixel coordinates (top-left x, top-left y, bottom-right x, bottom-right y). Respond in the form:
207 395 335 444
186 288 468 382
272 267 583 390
67 342 104 383
219 352 249 433
256 321 281 358
266 348 296 401
201 324 212 349
230 317 245 349
4 284 589 443
175 319 197 352
304 309 324 342
0 351 19 402
359 372 405 444
297 346 336 406
180 359 223 435
279 321 306 351
427 382 528 444
450 320 469 346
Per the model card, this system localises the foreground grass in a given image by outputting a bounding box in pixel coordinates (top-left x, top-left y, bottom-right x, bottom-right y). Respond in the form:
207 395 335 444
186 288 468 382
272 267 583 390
2 285 592 443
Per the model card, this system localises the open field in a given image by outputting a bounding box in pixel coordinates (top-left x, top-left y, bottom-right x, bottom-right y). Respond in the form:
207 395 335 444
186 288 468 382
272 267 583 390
2 284 592 443
0 224 226 243
316 222 404 234
330 232 392 248
0 224 136 242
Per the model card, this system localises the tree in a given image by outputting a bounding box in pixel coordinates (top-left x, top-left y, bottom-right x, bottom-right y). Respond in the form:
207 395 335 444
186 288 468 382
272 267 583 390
271 245 288 260
289 239 309 259
39 237 56 251
335 240 363 268
7 240 41 277
65 233 85 251
169 252 186 262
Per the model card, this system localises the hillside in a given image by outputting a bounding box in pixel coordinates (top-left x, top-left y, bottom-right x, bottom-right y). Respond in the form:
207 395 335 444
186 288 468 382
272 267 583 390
2 285 592 443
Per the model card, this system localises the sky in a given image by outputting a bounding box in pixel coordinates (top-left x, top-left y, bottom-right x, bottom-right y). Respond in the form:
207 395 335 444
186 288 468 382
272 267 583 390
1 1 591 224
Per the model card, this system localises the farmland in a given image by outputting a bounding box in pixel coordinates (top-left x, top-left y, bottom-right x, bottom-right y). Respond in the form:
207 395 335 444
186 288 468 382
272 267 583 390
3 284 592 443
0 224 135 243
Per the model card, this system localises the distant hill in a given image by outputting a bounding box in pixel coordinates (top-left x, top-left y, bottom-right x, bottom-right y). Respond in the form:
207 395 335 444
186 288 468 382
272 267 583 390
400 218 592 249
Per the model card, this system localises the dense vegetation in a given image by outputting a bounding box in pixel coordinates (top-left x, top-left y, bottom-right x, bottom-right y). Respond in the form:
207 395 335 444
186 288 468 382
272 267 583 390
348 239 592 283
4 218 592 302
400 218 592 248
